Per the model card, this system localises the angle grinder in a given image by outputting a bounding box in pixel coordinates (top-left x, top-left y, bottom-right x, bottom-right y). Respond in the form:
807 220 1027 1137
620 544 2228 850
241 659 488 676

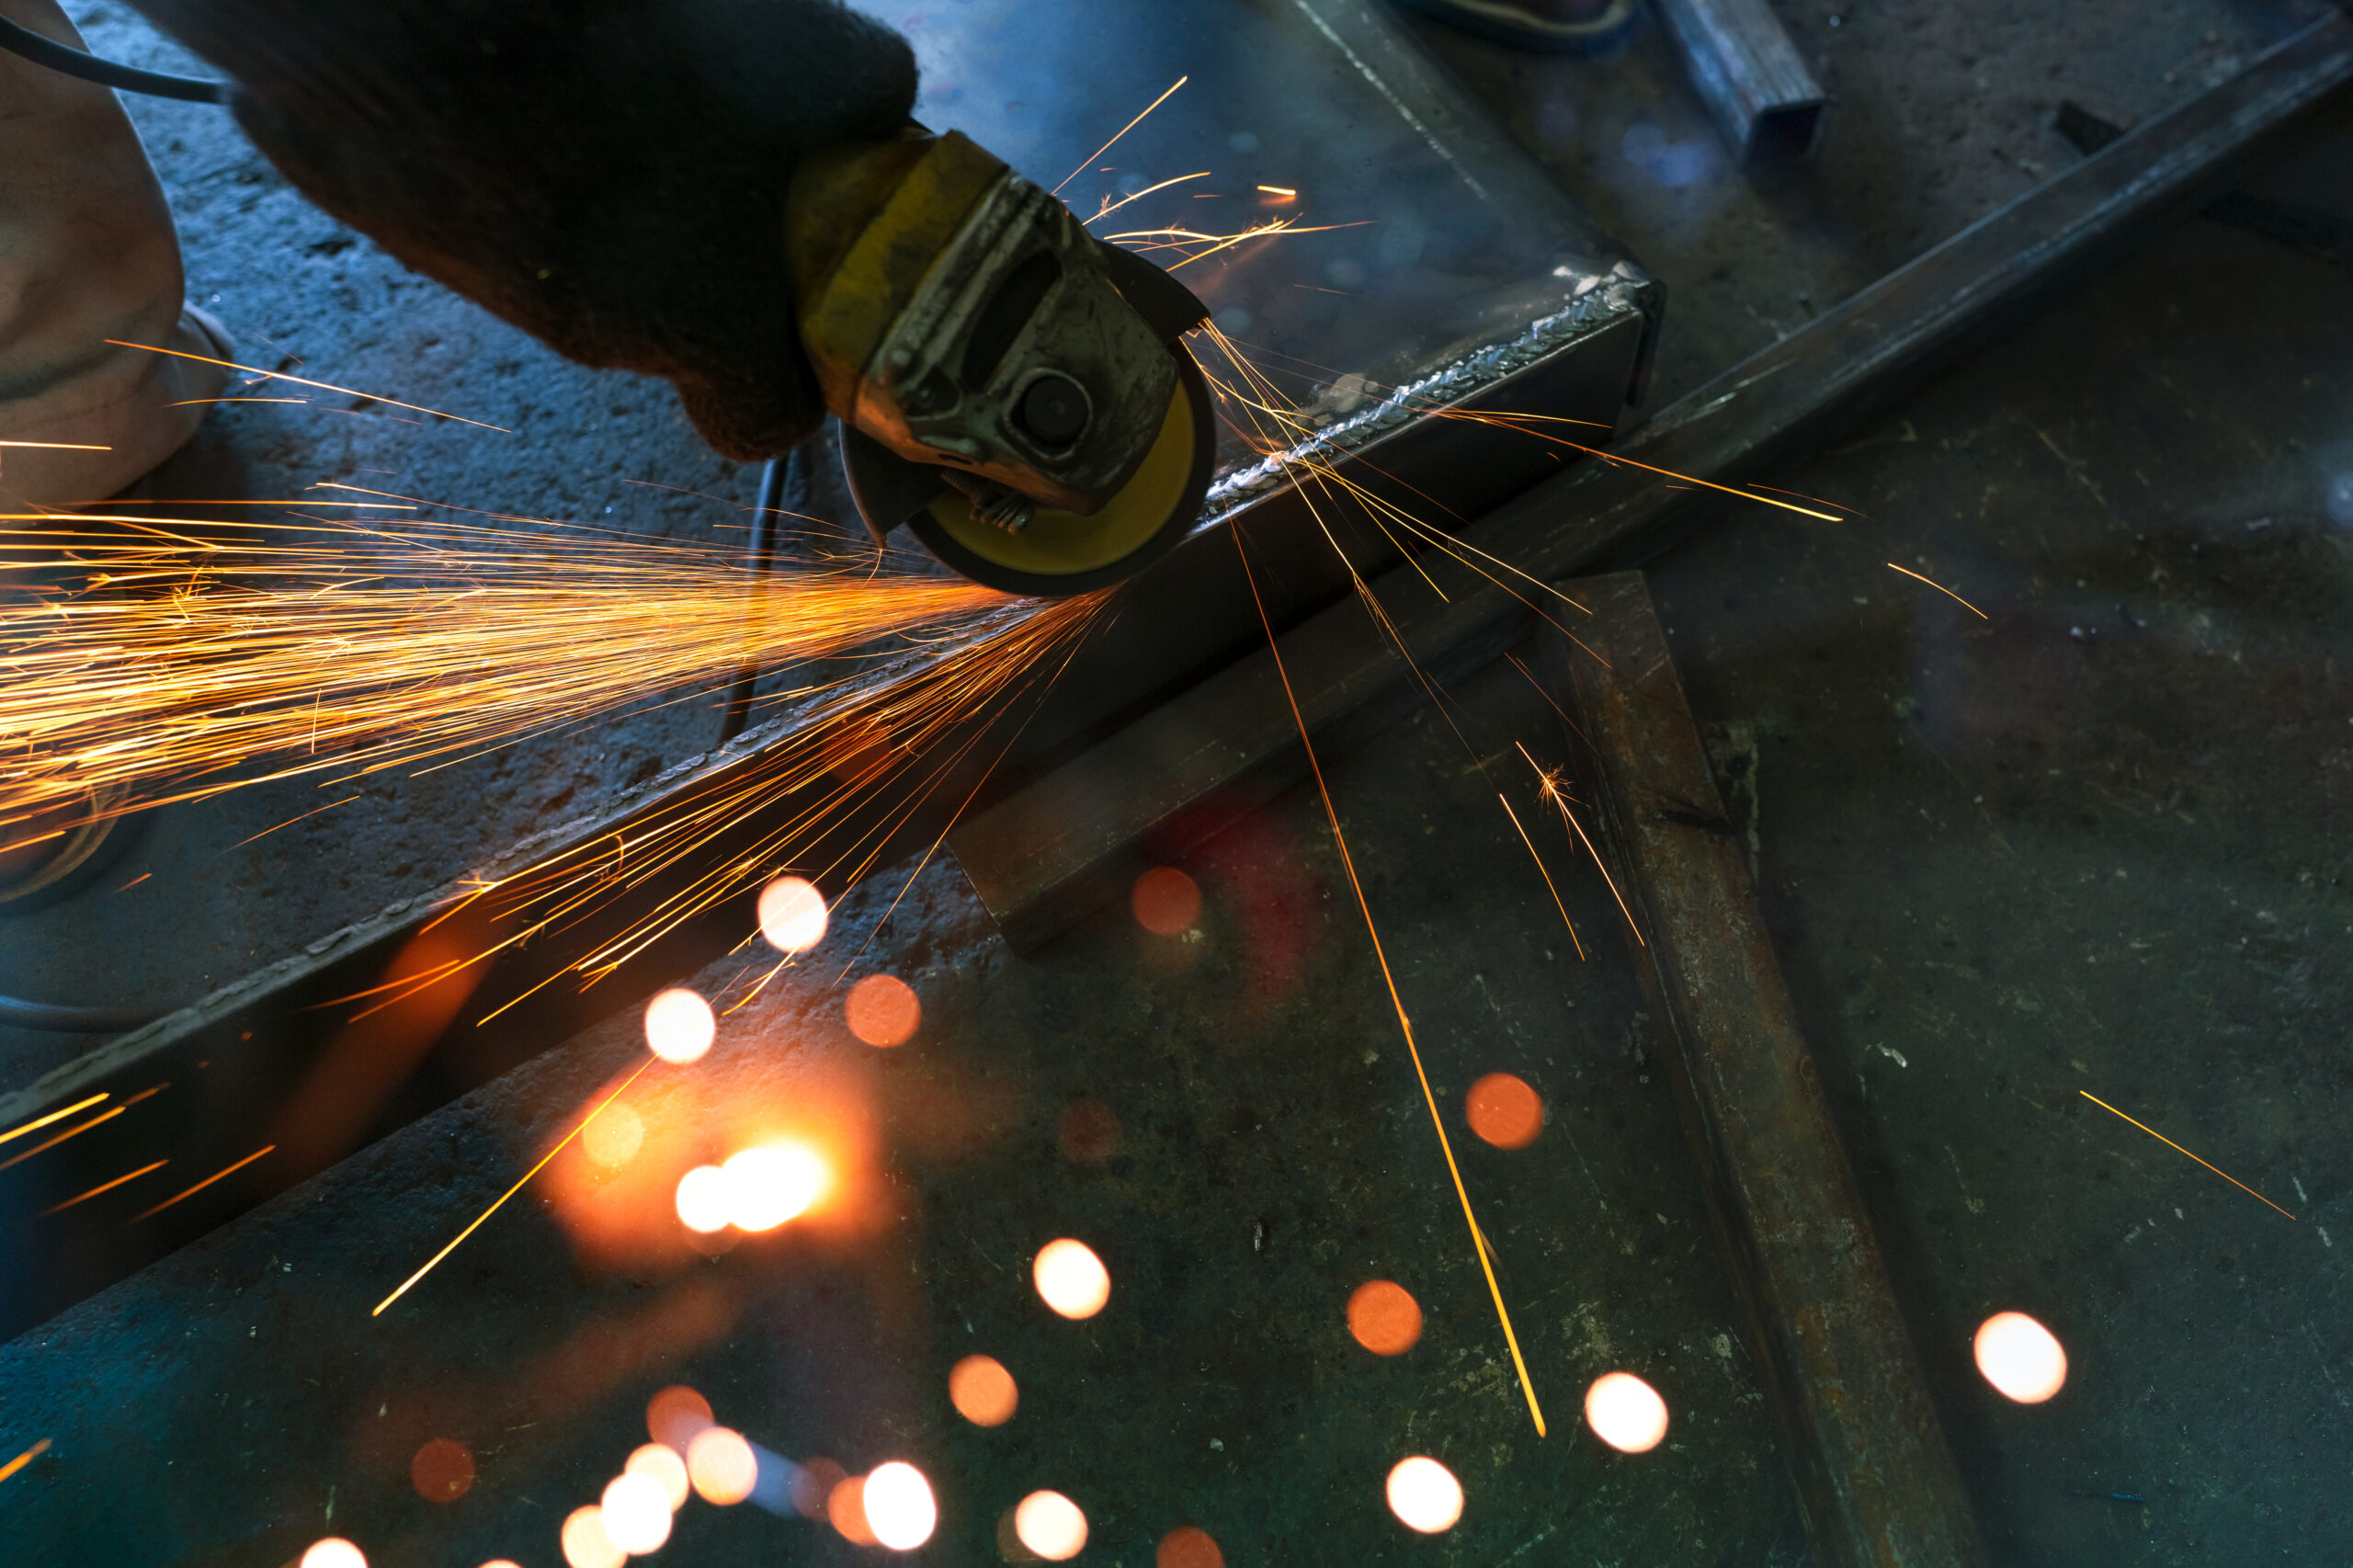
787 129 1216 597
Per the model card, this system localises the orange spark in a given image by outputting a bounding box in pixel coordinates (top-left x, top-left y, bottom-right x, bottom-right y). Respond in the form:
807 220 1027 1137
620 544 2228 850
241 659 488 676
2080 1091 2296 1219
0 1437 51 1487
1496 792 1584 960
1885 562 1988 619
1235 530 1545 1437
103 340 510 432
128 1144 277 1222
0 439 110 450
41 1158 167 1215
1437 410 1844 522
0 1091 108 1147
1518 744 1641 945
1053 75 1188 196
373 1060 653 1315
0 1105 127 1172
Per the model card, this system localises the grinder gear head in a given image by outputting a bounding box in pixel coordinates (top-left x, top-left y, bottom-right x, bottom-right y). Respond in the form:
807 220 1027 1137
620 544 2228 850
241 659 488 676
788 130 1215 596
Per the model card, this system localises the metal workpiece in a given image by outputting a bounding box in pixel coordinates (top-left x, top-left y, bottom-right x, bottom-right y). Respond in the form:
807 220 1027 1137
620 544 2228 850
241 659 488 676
947 9 2353 943
1655 0 1828 164
870 0 1657 472
1549 574 1987 1568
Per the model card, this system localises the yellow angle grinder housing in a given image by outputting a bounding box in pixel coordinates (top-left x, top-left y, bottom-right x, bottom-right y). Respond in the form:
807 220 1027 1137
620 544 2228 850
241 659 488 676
786 130 1215 596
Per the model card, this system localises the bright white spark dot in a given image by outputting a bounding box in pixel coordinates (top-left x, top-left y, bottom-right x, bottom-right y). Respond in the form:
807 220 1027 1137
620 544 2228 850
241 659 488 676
721 1142 828 1232
863 1461 938 1551
643 987 715 1063
758 875 829 953
686 1426 758 1506
1584 1371 1670 1452
1033 1237 1110 1319
674 1165 731 1233
1385 1456 1462 1533
300 1542 367 1568
600 1471 674 1554
1014 1490 1089 1560
626 1443 690 1510
560 1506 625 1568
1974 1311 2068 1403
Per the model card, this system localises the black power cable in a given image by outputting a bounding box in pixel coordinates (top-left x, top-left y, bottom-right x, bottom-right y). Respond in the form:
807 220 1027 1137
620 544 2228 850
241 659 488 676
0 13 228 103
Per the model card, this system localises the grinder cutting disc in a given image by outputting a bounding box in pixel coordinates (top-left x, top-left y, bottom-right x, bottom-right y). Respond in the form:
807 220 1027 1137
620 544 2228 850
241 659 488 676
842 343 1215 598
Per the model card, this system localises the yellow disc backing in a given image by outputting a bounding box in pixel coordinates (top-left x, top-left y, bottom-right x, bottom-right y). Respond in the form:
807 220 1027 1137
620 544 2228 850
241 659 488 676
903 346 1214 597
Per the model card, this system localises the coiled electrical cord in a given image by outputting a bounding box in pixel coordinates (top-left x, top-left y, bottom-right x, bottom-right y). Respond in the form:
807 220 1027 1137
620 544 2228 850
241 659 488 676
0 13 229 103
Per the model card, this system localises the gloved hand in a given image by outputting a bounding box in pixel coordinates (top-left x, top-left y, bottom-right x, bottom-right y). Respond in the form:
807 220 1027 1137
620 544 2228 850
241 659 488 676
124 0 917 460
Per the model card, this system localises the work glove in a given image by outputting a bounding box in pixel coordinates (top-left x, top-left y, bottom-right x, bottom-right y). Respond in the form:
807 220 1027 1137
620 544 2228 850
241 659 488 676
124 0 917 460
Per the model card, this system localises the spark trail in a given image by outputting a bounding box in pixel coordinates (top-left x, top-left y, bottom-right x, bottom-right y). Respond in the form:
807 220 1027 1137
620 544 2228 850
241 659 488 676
0 508 1015 846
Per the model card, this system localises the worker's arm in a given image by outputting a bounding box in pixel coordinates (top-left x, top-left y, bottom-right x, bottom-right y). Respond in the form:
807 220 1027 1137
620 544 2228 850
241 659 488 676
122 0 916 459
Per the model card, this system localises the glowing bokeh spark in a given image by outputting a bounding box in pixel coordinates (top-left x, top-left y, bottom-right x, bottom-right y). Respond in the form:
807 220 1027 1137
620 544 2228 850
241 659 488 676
300 1540 368 1568
674 1165 731 1233
647 1385 714 1453
599 1471 674 1554
626 1443 690 1510
1584 1372 1670 1452
1033 1238 1111 1319
1131 866 1202 935
1465 1073 1544 1149
686 1427 758 1505
1974 1312 2068 1403
560 1505 625 1568
1158 1526 1226 1568
583 1103 646 1169
757 876 829 954
828 1475 878 1545
1385 1457 1462 1533
719 1142 827 1232
1347 1279 1424 1356
643 989 715 1064
863 1461 938 1551
844 973 920 1046
1014 1490 1090 1560
948 1354 1019 1426
410 1437 475 1502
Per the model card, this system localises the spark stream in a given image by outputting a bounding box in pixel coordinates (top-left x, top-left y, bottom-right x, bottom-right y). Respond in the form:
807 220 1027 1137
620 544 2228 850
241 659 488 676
0 507 1017 846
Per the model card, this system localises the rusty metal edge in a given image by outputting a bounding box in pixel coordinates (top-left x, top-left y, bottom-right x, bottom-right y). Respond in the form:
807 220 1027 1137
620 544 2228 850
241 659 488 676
948 11 2353 948
1550 574 1985 1568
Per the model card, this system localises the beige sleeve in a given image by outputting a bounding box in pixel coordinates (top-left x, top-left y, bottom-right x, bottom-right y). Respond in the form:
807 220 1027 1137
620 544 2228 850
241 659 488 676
0 0 220 506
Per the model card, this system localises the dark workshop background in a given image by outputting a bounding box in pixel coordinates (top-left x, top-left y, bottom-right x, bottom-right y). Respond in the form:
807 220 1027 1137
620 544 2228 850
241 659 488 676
2 0 2350 1564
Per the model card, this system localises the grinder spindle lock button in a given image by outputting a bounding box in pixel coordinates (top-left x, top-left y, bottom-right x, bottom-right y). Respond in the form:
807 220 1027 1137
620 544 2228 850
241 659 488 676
1017 374 1089 448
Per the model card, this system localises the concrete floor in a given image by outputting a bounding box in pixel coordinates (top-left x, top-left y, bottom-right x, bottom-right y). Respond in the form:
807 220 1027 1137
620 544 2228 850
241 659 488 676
5 0 2353 1564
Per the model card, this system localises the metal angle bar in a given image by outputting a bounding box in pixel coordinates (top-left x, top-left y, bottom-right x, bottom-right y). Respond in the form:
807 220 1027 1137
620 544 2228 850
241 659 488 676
948 11 2353 945
1656 0 1827 163
1549 573 1985 1568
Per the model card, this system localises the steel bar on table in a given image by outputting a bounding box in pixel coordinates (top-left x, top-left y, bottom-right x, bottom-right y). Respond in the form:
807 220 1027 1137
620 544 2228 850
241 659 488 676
949 10 2353 946
1551 573 1985 1568
1656 0 1826 163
